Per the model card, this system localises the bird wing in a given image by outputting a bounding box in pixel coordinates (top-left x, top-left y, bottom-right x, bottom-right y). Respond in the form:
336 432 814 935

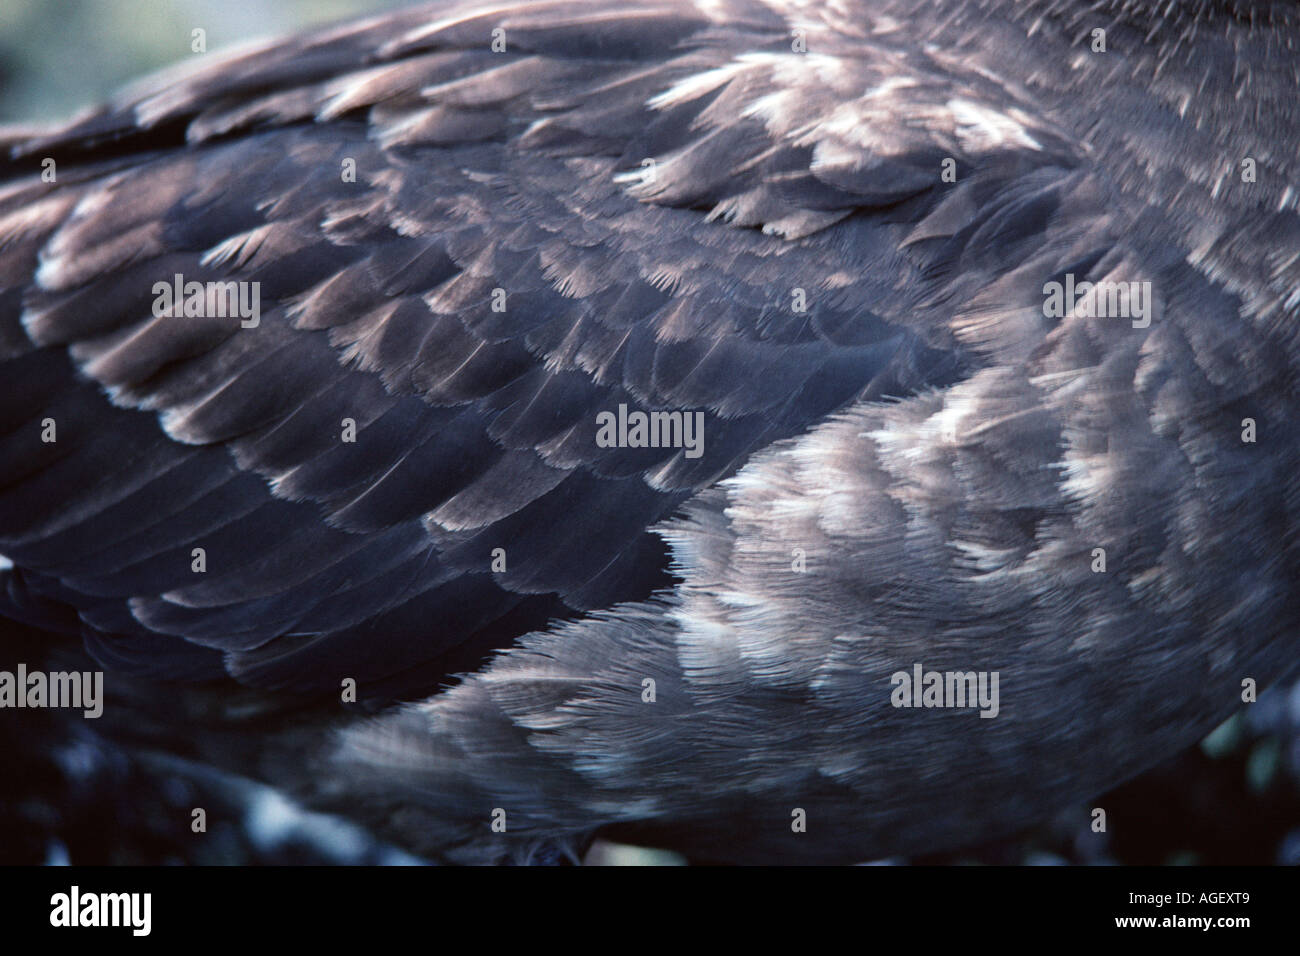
2 0 1098 703
252 4 1298 862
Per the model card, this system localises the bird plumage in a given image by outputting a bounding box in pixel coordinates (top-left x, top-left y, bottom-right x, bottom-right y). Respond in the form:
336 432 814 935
0 0 1297 862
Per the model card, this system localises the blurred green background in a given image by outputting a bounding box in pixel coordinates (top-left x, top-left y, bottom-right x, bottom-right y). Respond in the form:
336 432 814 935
0 0 412 123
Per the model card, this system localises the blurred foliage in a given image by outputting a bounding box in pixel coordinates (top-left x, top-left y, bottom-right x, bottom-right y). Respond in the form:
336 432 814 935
0 0 412 123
